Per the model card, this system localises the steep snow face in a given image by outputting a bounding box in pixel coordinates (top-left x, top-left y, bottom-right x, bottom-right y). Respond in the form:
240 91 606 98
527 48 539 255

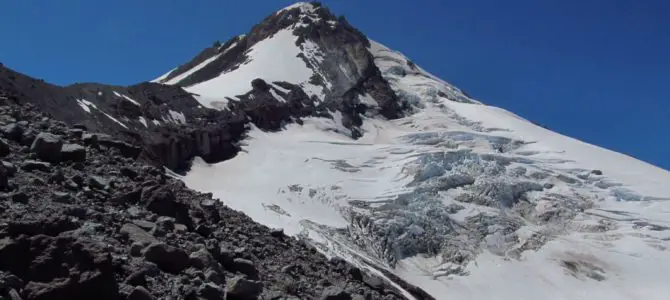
369 40 478 107
182 29 323 109
178 34 670 300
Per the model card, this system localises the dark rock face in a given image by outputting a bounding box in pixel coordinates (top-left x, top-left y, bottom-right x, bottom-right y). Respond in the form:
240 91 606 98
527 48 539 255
0 99 419 300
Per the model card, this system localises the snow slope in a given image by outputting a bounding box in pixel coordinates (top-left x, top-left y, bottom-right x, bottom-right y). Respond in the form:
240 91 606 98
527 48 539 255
182 97 670 300
180 29 323 108
174 9 670 299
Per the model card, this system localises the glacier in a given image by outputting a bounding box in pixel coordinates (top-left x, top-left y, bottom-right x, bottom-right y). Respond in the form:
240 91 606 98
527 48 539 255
154 3 670 299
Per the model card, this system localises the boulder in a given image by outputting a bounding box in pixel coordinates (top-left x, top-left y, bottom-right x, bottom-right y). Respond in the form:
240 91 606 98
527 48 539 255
0 138 10 157
226 276 263 300
30 132 63 163
128 286 155 300
120 223 158 246
142 242 189 274
320 287 351 300
21 160 51 172
61 144 86 162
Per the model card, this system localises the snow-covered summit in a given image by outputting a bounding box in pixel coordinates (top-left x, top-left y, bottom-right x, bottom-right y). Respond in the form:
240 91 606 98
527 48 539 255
147 3 670 300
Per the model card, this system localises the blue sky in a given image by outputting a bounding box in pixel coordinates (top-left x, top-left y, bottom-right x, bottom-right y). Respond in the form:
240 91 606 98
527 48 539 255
1 0 668 170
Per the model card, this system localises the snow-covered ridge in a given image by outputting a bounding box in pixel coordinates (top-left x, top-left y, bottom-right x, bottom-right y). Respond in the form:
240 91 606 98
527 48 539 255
183 29 323 108
369 40 479 106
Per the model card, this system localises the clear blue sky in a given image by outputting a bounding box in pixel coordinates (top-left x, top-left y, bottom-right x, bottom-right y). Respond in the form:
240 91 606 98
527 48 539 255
1 0 669 170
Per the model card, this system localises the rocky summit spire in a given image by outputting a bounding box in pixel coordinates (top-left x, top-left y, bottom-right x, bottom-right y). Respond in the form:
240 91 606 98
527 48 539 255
152 2 404 138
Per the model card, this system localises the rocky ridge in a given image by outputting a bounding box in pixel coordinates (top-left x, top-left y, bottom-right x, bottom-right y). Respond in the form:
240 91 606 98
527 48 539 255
0 92 423 299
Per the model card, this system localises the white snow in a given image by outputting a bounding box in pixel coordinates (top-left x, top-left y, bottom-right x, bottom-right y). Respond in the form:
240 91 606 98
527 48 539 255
220 41 238 53
76 99 96 113
113 91 140 106
76 98 128 129
277 2 316 15
151 67 176 83
163 53 222 85
369 40 479 105
176 36 670 300
269 88 286 102
183 29 322 108
102 112 129 129
138 116 148 128
152 119 161 126
167 110 186 124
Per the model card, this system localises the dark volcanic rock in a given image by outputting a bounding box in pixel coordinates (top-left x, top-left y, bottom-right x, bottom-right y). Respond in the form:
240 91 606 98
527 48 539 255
226 276 263 300
320 286 351 300
0 138 10 157
120 223 158 246
61 144 86 162
141 186 191 227
142 242 189 274
0 235 118 300
20 160 51 172
30 133 63 163
128 286 154 300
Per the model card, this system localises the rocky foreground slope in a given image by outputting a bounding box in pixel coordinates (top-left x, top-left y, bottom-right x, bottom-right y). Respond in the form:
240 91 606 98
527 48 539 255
0 92 424 299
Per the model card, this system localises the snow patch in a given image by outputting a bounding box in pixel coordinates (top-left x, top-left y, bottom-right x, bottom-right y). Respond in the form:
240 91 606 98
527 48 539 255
112 91 140 106
151 67 176 83
164 53 222 85
102 112 129 129
168 110 186 124
185 29 323 107
76 99 96 113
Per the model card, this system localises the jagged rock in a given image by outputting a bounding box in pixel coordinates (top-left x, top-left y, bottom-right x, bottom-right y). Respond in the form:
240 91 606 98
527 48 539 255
195 224 211 237
0 235 118 300
88 176 108 189
11 192 29 204
2 161 16 176
1 123 23 142
142 242 190 274
232 258 258 279
141 186 191 227
51 191 73 204
7 289 22 300
120 223 157 246
110 188 142 205
189 249 221 272
198 283 225 300
20 160 51 172
98 137 141 158
0 272 24 291
270 228 284 238
0 164 8 191
60 144 86 162
120 167 139 180
320 287 351 300
128 286 154 300
226 276 263 300
204 269 224 285
0 138 10 157
6 216 79 237
82 133 98 147
30 133 63 163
